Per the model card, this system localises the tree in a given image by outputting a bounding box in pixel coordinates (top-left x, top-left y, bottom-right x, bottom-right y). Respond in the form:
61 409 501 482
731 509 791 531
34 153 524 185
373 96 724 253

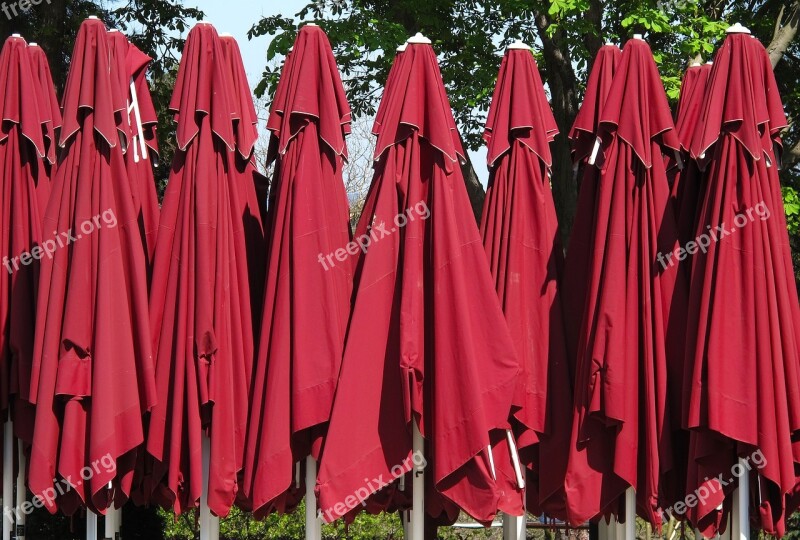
249 0 800 249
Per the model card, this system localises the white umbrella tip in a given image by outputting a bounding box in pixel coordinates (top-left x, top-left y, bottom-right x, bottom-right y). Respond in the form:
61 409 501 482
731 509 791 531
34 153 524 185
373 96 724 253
219 32 233 37
690 61 702 67
108 29 120 33
195 20 212 26
507 39 531 50
726 22 751 34
706 60 714 65
88 15 99 20
396 43 407 52
28 42 37 46
288 46 294 52
305 22 319 27
11 33 21 38
407 32 431 44
633 33 644 40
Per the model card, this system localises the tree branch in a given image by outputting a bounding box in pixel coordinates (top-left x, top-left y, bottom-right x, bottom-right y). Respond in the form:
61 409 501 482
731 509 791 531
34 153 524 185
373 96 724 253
784 138 800 169
768 0 800 67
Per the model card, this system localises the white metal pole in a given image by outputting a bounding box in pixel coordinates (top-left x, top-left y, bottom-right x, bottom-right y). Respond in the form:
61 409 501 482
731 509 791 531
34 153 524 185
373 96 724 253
599 518 610 540
15 440 24 539
3 419 13 540
731 458 749 540
503 513 525 540
305 456 321 540
409 420 424 540
625 487 636 540
200 435 219 540
86 511 98 540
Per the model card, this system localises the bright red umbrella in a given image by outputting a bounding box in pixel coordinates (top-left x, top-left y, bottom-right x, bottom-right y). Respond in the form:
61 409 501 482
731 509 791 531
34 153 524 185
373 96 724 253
242 24 351 518
563 44 621 375
25 42 61 218
28 17 156 514
669 61 712 247
316 36 519 526
0 34 48 467
683 29 800 537
106 30 160 273
563 37 686 528
146 21 255 517
479 42 572 520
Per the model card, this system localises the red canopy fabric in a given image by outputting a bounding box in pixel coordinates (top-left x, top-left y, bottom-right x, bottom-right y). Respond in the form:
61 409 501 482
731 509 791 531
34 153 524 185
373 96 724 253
479 46 571 520
563 37 686 528
146 21 256 518
563 44 621 374
669 62 712 247
25 42 61 218
242 24 352 518
316 40 518 526
28 18 156 515
106 30 160 273
218 34 267 325
683 32 800 537
0 35 48 457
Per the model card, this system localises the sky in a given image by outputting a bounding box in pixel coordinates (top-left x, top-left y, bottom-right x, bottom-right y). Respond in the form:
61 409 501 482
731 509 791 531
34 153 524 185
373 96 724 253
189 0 490 186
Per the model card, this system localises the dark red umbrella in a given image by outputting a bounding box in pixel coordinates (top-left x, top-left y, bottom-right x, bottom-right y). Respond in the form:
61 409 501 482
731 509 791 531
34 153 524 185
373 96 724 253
316 35 519 526
684 28 800 537
0 34 48 472
25 42 61 218
218 34 267 328
563 36 686 528
563 44 621 376
479 42 572 520
28 17 156 515
146 21 255 517
242 24 351 518
669 61 712 247
106 29 160 273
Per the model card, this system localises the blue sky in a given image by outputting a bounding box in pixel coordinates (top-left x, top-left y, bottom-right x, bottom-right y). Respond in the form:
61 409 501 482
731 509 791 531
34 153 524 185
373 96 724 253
189 0 490 186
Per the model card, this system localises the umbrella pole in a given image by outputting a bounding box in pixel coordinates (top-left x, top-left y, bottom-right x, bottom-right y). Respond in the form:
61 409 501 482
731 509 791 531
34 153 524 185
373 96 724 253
3 418 13 540
408 420 424 540
502 513 525 540
624 487 635 540
305 456 321 540
200 434 220 540
86 511 98 540
731 458 749 540
15 440 24 538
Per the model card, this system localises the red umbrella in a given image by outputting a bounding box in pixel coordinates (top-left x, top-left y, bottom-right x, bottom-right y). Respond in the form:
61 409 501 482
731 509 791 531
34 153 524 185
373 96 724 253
316 35 518 526
669 61 712 247
0 33 48 473
28 17 156 515
242 24 351 518
218 34 267 328
563 36 686 528
563 44 621 375
479 41 572 520
25 42 61 218
146 21 255 517
106 29 160 273
683 28 800 537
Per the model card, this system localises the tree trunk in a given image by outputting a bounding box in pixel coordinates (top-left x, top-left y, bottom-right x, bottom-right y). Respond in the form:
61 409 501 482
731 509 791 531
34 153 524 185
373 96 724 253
460 153 486 224
534 11 581 246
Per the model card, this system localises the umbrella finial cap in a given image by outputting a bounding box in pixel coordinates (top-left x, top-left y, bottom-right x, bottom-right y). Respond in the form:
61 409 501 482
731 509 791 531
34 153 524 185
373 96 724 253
305 22 318 27
633 33 644 40
690 61 702 66
219 32 233 37
88 15 99 19
11 33 21 38
108 29 120 33
195 20 212 26
706 60 714 65
28 42 37 46
407 32 431 44
396 42 407 52
726 22 751 34
507 39 531 50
